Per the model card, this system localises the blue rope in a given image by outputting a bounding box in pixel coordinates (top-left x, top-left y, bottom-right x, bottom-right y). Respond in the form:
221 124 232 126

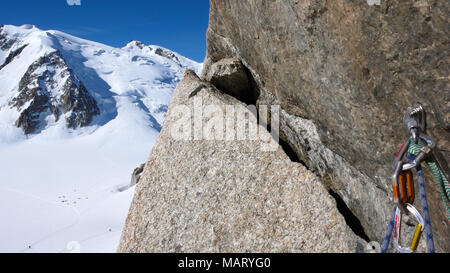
381 206 396 253
407 153 435 253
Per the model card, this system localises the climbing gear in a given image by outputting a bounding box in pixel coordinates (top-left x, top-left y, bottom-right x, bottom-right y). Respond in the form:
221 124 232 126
381 206 397 253
381 104 449 253
400 170 414 204
403 104 425 144
393 204 424 253
392 162 415 209
408 139 450 221
407 152 435 253
391 161 403 209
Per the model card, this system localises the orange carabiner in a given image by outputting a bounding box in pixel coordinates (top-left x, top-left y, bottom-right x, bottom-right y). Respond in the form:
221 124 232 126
398 172 408 206
396 170 415 207
405 170 414 203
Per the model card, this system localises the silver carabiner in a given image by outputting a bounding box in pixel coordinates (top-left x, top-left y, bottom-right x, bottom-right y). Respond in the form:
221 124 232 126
402 133 435 171
393 204 424 253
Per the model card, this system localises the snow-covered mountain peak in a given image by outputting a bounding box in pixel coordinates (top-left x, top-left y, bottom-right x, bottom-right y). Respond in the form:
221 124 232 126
0 24 202 142
0 25 202 252
124 40 146 49
122 39 200 70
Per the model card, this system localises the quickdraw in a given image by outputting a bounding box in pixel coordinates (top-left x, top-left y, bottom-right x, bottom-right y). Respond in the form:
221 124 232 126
392 162 415 208
381 104 449 253
393 204 424 253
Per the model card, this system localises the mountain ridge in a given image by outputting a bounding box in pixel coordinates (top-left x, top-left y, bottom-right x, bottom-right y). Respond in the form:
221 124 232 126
0 24 202 140
0 24 202 253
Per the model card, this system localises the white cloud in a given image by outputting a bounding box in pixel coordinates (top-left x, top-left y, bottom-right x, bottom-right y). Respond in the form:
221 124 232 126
67 0 81 6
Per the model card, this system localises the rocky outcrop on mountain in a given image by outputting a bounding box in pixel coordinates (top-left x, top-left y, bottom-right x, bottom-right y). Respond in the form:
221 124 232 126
154 47 182 67
201 0 449 251
128 40 146 50
0 26 16 51
202 57 257 104
125 41 189 68
118 70 365 253
130 163 145 187
10 51 99 134
0 44 28 71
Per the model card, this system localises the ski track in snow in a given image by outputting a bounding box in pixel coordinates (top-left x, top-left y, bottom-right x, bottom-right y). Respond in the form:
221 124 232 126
0 24 202 253
0 187 81 253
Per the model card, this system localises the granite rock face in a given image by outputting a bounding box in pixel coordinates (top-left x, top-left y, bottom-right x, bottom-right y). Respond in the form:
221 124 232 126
202 0 449 251
118 70 364 253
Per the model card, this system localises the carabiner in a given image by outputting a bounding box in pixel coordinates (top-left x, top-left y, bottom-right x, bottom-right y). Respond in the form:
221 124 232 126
399 170 414 205
392 161 403 208
393 204 424 253
392 163 415 208
402 133 435 171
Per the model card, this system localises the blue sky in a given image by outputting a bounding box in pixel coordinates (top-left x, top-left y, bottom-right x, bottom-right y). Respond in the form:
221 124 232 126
0 0 210 62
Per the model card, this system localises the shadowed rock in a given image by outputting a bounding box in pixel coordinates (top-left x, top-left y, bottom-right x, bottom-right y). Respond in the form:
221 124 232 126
202 57 255 104
130 163 145 187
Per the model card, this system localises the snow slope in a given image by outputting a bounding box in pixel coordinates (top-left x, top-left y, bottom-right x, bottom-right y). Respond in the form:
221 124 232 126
0 24 202 253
